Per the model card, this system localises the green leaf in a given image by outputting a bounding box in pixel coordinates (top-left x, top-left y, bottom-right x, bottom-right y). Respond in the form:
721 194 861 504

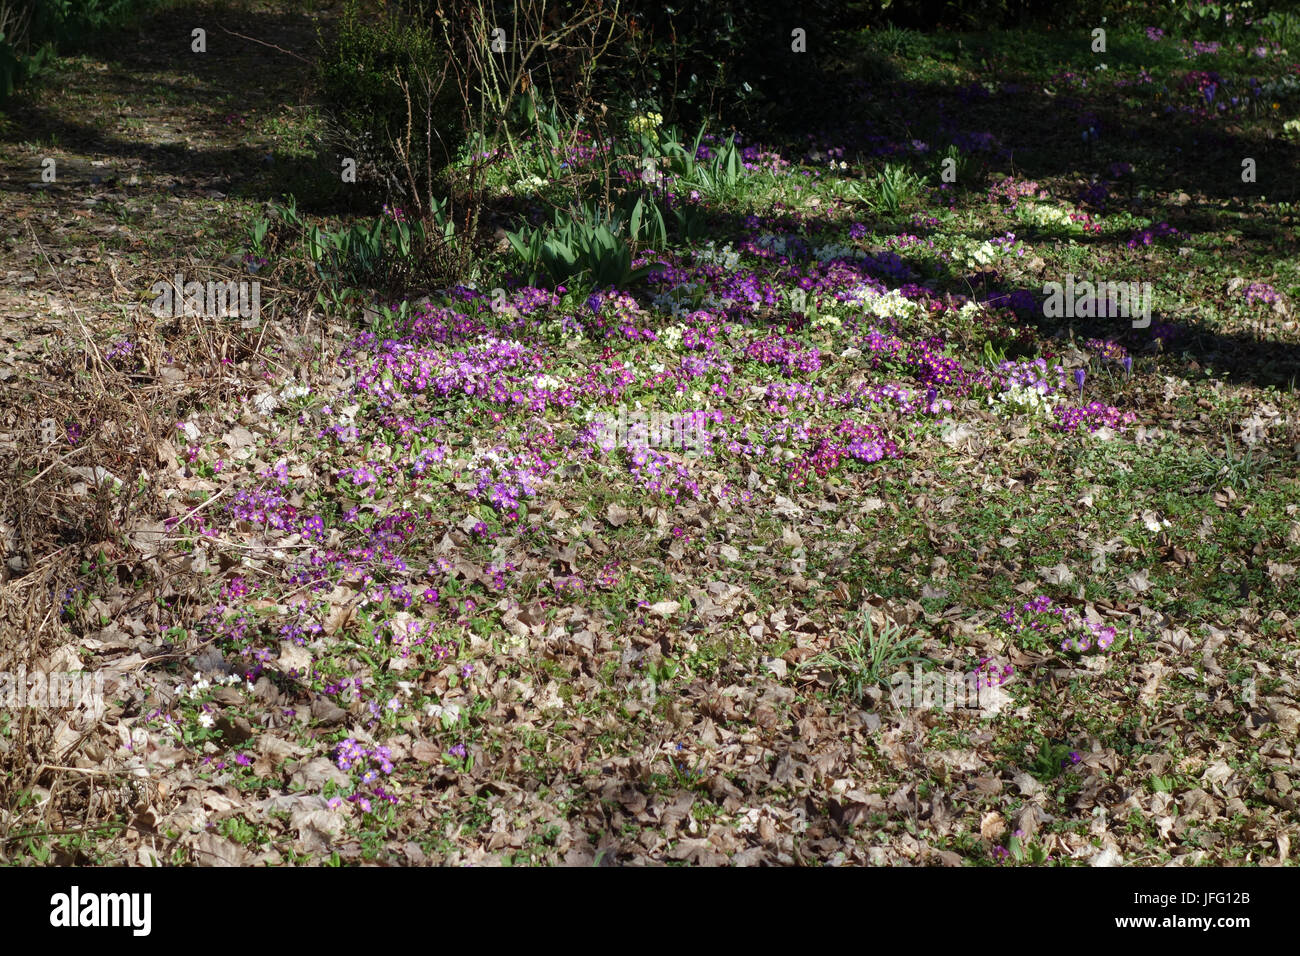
630 196 644 241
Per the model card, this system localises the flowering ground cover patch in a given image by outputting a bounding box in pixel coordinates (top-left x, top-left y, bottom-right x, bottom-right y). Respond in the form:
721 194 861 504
1 1 1300 869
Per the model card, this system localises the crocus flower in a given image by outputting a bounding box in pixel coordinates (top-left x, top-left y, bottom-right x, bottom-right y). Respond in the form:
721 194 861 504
1074 368 1086 398
1121 356 1132 379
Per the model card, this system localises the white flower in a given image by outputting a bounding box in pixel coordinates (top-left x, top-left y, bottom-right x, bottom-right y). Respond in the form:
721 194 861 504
991 384 1054 418
697 241 740 270
511 174 547 193
1017 202 1078 230
868 290 919 321
956 239 998 269
812 242 863 263
197 712 214 728
1141 511 1172 533
544 319 583 343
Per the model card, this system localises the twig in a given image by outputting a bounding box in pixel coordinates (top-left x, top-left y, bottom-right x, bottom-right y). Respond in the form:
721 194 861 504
36 765 115 776
25 223 108 394
169 481 237 531
216 23 312 64
21 444 91 490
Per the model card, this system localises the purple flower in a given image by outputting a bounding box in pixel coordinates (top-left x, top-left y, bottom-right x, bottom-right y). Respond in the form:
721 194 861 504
1244 282 1279 306
1074 368 1086 398
1121 355 1133 379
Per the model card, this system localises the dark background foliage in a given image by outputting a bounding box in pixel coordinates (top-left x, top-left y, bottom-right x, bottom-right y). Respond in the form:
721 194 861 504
1 0 162 102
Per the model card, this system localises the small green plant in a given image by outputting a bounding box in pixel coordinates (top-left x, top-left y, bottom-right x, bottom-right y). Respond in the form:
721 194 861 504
857 162 925 218
614 191 669 250
679 133 747 199
247 215 270 258
982 338 1009 367
646 657 679 687
219 815 266 848
1002 830 1051 865
799 611 923 703
1150 774 1177 793
300 203 454 292
875 23 926 58
506 201 656 291
276 196 304 231
1211 433 1264 490
24 836 53 864
670 201 709 241
1026 737 1078 782
659 123 709 179
646 124 748 202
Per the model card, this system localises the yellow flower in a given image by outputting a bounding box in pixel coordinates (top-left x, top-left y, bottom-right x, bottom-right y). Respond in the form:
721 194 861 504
629 111 664 137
